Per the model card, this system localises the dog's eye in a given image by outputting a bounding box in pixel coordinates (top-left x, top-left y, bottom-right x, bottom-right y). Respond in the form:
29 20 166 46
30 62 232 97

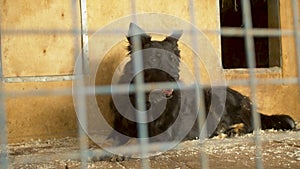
148 55 159 63
151 56 158 63
170 54 177 62
144 44 151 48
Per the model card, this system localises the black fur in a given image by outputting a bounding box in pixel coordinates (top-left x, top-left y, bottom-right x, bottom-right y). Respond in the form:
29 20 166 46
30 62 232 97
108 23 295 145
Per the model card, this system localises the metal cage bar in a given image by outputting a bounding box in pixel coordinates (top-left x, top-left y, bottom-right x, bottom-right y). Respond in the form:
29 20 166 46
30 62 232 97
291 0 300 93
128 1 150 168
189 0 209 169
74 0 89 168
240 0 263 168
0 3 9 167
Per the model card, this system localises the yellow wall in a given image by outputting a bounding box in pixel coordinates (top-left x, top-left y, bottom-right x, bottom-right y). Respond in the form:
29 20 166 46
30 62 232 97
2 0 80 142
1 0 299 142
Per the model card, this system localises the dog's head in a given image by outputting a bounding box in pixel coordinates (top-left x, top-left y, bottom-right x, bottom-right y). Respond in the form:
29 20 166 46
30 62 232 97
119 23 183 108
126 23 182 84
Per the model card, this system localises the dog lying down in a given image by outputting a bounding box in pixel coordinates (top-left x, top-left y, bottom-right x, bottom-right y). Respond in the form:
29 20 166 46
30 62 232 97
108 23 296 146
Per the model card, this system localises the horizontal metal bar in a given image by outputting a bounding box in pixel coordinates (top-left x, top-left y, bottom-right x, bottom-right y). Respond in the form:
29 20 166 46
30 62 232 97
3 77 300 99
1 28 296 37
2 75 74 83
0 67 283 84
0 67 284 84
218 27 294 37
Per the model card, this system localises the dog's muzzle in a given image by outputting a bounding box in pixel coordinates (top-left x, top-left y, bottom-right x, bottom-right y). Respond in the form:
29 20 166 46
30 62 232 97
162 89 174 99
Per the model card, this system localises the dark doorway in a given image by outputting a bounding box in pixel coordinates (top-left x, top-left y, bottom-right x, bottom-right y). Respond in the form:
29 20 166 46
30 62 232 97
220 0 281 69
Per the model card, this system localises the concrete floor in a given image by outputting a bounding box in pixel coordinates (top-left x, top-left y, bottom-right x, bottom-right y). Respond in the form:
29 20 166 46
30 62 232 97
7 129 300 169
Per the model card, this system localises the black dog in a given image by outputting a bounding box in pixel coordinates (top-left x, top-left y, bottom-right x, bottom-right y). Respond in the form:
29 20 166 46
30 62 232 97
108 23 295 145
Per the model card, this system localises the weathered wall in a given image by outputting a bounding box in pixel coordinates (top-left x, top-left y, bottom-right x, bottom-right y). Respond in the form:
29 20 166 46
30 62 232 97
5 82 77 141
1 0 300 142
2 0 80 142
2 0 79 77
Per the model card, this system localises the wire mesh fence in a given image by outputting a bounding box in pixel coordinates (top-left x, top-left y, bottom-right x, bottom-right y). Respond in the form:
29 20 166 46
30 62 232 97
1 0 300 168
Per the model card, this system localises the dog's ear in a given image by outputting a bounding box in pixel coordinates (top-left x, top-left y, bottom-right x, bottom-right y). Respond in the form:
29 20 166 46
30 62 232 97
164 30 183 44
127 23 151 47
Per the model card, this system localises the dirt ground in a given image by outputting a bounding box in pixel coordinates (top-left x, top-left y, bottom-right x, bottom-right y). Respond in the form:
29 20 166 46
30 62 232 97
6 127 300 169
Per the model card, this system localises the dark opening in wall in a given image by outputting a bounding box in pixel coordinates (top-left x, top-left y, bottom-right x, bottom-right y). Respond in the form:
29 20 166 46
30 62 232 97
220 0 281 69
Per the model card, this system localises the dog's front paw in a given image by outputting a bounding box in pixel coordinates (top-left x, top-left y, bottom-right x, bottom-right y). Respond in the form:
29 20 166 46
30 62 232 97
226 123 246 137
91 152 129 162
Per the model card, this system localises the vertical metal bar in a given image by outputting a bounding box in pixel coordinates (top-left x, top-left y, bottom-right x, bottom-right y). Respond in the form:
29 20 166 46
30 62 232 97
240 0 263 169
291 0 300 139
80 0 89 74
73 0 89 168
131 36 150 168
216 0 222 56
130 1 150 168
291 0 300 103
0 3 9 167
130 0 137 23
188 0 209 169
